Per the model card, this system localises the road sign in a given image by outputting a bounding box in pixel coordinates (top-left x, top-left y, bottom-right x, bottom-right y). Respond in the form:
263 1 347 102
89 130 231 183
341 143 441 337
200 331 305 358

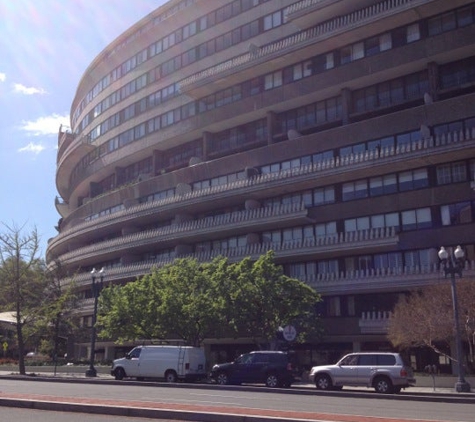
282 325 297 342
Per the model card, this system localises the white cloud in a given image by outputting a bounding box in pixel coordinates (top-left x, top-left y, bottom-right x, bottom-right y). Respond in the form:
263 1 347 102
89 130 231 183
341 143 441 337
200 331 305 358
18 142 46 155
0 73 6 82
20 113 70 136
13 83 47 95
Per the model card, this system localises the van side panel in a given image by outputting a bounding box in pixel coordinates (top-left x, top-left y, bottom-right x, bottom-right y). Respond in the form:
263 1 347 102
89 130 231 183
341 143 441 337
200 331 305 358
112 345 206 381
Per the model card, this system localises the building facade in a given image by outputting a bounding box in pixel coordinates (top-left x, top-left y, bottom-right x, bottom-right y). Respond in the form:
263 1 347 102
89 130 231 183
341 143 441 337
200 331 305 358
48 0 475 371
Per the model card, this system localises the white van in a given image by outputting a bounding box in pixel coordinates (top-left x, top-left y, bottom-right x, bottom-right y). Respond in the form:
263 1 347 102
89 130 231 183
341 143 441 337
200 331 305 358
111 345 206 382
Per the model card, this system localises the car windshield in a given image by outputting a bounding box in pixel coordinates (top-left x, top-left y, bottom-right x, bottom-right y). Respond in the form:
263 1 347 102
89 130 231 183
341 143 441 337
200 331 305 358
127 347 142 359
235 354 253 364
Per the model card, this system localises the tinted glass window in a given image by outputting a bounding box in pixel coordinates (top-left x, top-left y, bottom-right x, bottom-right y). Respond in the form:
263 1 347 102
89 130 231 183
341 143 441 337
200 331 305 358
128 348 142 358
340 355 358 365
377 355 396 365
237 354 252 364
254 354 270 363
269 354 287 364
358 355 377 365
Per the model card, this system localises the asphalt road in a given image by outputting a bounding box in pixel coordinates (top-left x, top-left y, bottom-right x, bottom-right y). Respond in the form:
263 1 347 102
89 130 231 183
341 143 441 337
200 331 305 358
1 378 474 422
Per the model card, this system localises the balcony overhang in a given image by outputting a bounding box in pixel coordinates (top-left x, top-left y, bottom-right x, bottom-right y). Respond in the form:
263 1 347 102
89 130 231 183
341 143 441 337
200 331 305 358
284 0 367 29
56 137 95 199
54 196 70 218
180 0 434 98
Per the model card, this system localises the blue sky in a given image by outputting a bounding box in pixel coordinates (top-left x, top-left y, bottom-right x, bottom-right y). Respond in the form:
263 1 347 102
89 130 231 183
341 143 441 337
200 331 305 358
0 0 166 257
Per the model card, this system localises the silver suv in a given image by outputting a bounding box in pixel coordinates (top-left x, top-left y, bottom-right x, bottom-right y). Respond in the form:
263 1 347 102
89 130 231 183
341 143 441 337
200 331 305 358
309 352 415 394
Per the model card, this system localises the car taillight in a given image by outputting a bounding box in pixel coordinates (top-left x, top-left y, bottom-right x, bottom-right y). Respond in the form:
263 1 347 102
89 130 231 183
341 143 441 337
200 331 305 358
400 368 407 377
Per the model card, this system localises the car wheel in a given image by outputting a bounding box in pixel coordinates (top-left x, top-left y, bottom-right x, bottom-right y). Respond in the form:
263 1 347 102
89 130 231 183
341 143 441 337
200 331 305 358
114 367 126 380
216 372 229 385
265 373 279 388
373 376 393 394
165 370 178 383
315 374 332 390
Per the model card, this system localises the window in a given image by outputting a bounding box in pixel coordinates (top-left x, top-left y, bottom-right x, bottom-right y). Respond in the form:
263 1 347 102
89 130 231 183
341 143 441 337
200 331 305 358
370 212 399 230
313 186 335 205
352 42 364 61
404 249 433 270
437 162 467 184
342 180 368 201
263 11 282 30
370 174 397 196
441 202 472 225
344 217 370 232
399 168 428 191
374 252 403 269
406 23 420 42
428 11 456 36
293 61 312 80
401 208 432 231
264 71 282 90
315 222 337 238
327 297 341 317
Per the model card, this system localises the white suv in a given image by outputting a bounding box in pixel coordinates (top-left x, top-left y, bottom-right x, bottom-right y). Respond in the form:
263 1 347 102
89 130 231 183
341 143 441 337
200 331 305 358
309 352 415 394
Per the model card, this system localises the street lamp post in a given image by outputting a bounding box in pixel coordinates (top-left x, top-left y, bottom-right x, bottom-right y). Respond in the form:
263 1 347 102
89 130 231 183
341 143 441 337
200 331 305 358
438 246 471 393
85 267 105 378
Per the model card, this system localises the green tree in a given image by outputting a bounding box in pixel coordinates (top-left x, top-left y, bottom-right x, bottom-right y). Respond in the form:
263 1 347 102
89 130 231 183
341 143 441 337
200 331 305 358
0 223 46 374
98 257 225 346
225 251 322 347
98 252 322 348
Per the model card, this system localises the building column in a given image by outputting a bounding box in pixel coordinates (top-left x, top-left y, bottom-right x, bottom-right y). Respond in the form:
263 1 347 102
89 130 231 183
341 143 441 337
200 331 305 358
202 131 211 160
427 61 439 102
341 88 352 125
266 111 277 145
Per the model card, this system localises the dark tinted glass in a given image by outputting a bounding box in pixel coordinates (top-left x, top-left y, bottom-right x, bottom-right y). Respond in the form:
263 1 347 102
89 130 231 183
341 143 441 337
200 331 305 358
377 355 396 365
358 355 377 365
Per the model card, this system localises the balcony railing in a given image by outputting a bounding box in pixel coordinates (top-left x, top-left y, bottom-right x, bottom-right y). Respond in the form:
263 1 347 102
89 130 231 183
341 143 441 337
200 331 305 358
180 0 429 91
48 125 475 257
55 202 309 265
64 253 475 303
359 310 392 334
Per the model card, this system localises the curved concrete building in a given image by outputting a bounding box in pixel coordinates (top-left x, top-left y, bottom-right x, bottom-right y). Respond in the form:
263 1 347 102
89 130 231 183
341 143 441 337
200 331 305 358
48 0 475 369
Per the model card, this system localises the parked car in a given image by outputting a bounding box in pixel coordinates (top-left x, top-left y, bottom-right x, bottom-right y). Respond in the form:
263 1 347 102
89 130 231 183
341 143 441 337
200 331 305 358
209 351 298 388
25 352 49 361
111 345 206 382
309 352 415 394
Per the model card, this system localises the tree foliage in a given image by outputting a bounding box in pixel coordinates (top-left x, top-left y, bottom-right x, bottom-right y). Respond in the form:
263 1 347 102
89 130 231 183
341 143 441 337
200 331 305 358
32 260 78 360
0 223 46 374
98 251 322 347
388 280 475 365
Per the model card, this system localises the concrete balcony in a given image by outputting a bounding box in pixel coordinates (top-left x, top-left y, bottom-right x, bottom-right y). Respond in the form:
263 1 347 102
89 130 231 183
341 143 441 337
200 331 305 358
284 0 436 29
179 0 431 96
56 135 96 199
63 254 475 304
54 202 312 267
359 310 392 334
55 196 69 218
48 125 475 259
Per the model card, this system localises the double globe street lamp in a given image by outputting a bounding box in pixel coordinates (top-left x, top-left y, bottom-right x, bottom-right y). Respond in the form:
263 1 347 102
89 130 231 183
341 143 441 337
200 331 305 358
85 267 105 378
438 246 471 393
